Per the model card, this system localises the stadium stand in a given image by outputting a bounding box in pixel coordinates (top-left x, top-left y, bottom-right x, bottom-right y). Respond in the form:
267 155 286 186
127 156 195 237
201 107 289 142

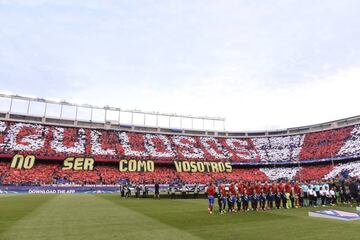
0 161 359 185
0 120 360 185
1 120 360 163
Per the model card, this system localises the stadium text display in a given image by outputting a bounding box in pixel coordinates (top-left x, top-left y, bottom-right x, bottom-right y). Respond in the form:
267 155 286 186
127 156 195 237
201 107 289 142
10 155 231 173
63 157 94 170
10 154 35 169
174 161 232 173
119 159 154 172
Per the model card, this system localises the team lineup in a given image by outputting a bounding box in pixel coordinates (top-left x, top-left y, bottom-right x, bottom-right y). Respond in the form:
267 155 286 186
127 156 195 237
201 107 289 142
206 179 360 214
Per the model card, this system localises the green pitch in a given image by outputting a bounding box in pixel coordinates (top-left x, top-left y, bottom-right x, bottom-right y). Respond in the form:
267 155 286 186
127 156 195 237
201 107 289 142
0 194 359 240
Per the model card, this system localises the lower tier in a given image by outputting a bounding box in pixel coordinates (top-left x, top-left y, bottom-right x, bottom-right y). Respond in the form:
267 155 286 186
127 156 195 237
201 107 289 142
0 160 359 185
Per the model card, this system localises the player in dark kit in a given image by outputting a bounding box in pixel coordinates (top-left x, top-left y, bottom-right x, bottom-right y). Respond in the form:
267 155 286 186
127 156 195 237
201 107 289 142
251 189 259 211
217 194 223 213
242 189 249 211
275 190 282 209
219 184 227 214
267 188 275 209
154 182 160 199
207 183 216 214
259 189 267 210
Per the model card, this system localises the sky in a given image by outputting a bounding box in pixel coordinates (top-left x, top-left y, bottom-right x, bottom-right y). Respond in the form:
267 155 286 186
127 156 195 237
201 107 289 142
0 0 360 131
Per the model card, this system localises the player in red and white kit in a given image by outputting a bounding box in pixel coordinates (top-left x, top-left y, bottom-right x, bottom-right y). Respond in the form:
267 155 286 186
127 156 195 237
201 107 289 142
206 182 216 214
229 182 237 212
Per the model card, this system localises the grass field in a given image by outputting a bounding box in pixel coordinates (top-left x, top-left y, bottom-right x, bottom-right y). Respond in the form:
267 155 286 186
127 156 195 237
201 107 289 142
0 194 359 240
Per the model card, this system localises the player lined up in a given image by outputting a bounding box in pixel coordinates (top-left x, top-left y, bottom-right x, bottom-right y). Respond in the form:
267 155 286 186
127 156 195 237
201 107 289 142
206 179 360 214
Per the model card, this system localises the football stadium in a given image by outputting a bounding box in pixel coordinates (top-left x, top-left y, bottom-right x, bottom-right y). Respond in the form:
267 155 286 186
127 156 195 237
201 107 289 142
0 93 360 240
1 1 360 240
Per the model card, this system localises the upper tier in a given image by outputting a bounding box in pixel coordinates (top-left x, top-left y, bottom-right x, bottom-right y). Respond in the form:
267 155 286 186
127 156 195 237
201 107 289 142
0 119 360 165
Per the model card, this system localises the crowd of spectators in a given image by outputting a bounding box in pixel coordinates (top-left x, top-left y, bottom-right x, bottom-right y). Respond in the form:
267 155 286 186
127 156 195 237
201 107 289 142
338 125 360 158
0 161 359 186
1 121 360 164
300 127 354 160
324 161 360 180
252 135 304 162
259 167 300 181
